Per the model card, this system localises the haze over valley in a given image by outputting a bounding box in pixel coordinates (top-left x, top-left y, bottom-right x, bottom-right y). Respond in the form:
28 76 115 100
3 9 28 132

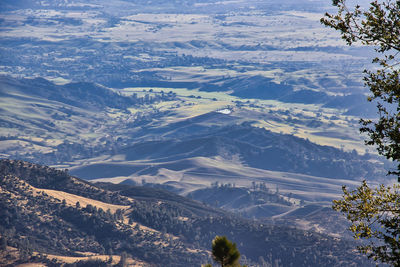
0 0 388 266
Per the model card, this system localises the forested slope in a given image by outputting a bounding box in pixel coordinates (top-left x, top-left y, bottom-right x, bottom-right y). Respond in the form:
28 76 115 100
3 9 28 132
0 159 373 266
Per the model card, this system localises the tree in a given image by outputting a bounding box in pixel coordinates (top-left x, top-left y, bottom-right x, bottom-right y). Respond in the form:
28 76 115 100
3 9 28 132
0 236 7 250
332 181 400 264
118 251 128 267
321 0 400 265
211 236 240 267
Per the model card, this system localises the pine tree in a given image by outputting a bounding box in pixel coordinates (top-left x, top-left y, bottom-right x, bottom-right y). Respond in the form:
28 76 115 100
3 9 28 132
211 236 241 267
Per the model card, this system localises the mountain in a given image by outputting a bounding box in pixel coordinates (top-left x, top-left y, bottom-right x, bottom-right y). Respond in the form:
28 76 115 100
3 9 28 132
0 159 373 266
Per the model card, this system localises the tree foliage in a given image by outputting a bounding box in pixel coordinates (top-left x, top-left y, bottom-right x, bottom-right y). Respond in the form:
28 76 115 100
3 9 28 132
211 236 241 267
333 181 400 264
322 0 400 265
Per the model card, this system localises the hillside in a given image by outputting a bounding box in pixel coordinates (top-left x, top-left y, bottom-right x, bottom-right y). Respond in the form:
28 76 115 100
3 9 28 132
0 159 374 266
1 75 388 211
185 183 355 238
112 123 381 180
187 184 293 218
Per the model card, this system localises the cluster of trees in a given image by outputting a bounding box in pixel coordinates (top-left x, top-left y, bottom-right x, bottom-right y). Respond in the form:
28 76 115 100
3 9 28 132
0 159 130 205
127 90 177 106
189 182 293 217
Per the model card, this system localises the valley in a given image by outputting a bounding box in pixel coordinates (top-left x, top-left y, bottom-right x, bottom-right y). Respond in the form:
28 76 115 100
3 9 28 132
0 0 390 266
0 75 388 221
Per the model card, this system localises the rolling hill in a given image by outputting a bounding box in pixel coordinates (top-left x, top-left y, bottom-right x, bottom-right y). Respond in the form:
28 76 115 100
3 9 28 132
0 159 374 266
0 75 389 222
115 123 381 180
